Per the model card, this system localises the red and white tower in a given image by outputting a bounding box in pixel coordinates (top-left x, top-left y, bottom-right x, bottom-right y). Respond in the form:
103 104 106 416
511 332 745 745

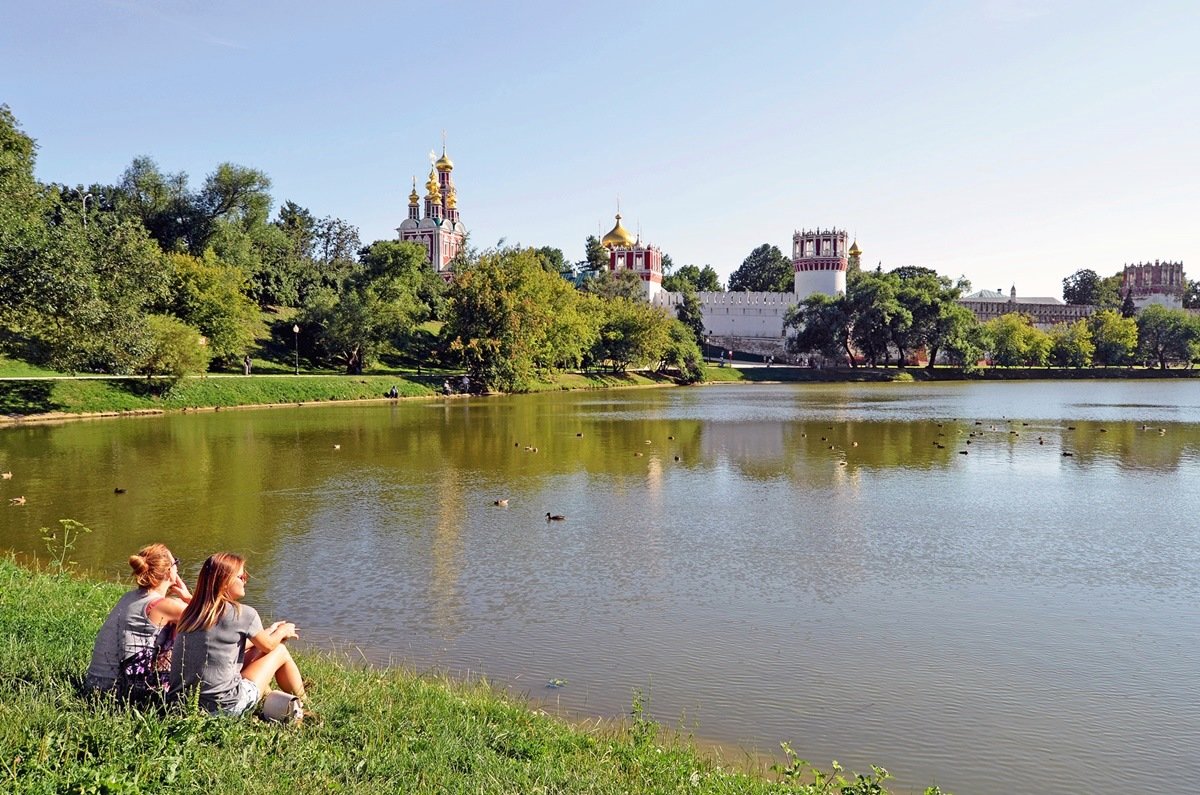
396 142 467 277
792 228 848 299
600 211 663 301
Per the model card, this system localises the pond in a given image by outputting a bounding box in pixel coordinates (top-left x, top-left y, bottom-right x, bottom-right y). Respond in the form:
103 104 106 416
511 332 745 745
2 381 1199 794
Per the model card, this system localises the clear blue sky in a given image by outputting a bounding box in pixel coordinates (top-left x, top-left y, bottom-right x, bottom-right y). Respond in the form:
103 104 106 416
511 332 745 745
4 1 1197 298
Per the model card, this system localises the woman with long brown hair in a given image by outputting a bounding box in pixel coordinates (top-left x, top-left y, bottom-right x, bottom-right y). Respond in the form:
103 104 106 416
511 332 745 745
86 543 192 695
168 552 305 715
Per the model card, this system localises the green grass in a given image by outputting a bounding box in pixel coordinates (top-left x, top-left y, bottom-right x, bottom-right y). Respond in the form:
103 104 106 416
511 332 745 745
0 376 436 418
702 365 749 382
525 371 679 392
0 355 66 378
0 558 943 794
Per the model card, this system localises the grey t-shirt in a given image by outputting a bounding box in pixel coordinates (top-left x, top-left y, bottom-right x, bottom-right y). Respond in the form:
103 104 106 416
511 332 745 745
169 603 264 713
85 588 161 691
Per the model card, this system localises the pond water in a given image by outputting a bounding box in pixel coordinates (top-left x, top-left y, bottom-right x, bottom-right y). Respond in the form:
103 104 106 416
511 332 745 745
2 381 1199 794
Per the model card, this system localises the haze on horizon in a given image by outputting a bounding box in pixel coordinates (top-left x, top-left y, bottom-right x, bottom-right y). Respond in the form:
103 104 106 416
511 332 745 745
3 0 1196 299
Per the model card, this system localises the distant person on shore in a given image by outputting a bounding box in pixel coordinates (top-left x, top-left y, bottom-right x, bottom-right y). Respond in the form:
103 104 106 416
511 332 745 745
169 552 305 716
387 385 399 399
85 543 192 698
242 355 252 376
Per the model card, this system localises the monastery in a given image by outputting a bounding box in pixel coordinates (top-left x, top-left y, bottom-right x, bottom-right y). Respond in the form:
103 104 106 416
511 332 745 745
393 146 1186 356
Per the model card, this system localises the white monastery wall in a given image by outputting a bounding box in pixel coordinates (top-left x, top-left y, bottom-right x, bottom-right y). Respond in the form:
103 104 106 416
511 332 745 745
655 290 797 338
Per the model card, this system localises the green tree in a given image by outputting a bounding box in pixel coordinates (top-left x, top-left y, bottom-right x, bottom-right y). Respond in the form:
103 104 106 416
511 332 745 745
309 216 362 294
932 303 987 368
1120 289 1137 318
1101 273 1124 308
114 156 194 252
1048 319 1095 368
0 105 49 325
442 247 597 391
848 269 908 366
1136 305 1198 369
20 191 169 373
533 246 566 275
306 240 433 374
1184 279 1200 309
591 298 674 373
582 234 609 275
890 266 962 366
1062 269 1102 305
889 269 979 368
784 293 853 365
136 314 212 380
728 244 791 292
661 320 705 384
1087 309 1138 367
984 313 1050 367
1063 269 1122 307
166 251 263 365
580 268 645 301
674 287 705 347
662 263 722 293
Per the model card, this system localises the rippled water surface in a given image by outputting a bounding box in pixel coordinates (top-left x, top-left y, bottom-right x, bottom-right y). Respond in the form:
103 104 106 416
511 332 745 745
3 381 1199 794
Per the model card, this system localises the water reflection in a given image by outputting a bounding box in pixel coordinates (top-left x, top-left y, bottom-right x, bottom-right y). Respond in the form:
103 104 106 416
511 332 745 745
3 382 1200 795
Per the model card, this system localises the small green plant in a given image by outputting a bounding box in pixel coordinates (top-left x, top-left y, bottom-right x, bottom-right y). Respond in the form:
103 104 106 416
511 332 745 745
38 518 92 571
771 742 907 794
630 688 658 748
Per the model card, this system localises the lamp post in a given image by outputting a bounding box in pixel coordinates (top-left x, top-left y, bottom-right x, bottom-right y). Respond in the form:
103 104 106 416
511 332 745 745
81 193 93 227
292 325 300 375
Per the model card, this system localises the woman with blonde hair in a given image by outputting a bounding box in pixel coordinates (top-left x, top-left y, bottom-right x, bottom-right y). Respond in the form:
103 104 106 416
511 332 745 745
169 552 305 716
85 543 192 695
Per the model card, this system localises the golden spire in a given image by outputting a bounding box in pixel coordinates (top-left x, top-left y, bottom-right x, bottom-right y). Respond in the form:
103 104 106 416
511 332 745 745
601 212 636 248
849 239 862 256
446 185 457 209
408 177 420 206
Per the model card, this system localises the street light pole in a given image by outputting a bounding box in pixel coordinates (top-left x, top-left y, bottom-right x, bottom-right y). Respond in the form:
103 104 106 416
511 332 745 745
292 324 300 375
81 193 93 227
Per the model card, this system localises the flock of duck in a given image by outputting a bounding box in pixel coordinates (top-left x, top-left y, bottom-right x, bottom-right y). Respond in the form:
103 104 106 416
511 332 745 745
2 419 1170 512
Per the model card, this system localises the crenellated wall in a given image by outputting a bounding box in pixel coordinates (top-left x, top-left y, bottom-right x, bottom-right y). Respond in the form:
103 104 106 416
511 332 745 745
654 291 798 338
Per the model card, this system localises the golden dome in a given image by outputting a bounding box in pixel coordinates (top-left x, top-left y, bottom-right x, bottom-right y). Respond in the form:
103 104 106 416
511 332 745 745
849 240 862 256
601 213 636 248
446 186 457 209
408 177 420 206
425 168 441 201
435 146 454 172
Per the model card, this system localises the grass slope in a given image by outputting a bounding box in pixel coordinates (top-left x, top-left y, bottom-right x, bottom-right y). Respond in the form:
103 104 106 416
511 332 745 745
0 559 938 794
0 376 435 418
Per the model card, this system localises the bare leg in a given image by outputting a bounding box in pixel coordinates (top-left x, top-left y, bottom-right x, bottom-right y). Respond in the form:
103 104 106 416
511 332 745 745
242 644 305 698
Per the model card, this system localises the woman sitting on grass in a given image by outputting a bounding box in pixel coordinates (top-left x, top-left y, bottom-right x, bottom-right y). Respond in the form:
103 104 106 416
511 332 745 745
85 543 192 696
169 552 305 716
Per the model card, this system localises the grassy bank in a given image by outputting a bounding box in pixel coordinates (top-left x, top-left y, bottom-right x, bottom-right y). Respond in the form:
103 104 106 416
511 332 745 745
0 375 437 419
0 370 694 421
0 558 946 794
5 363 1195 422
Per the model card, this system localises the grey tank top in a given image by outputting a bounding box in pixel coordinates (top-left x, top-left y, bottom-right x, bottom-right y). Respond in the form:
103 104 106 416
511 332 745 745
85 588 163 690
